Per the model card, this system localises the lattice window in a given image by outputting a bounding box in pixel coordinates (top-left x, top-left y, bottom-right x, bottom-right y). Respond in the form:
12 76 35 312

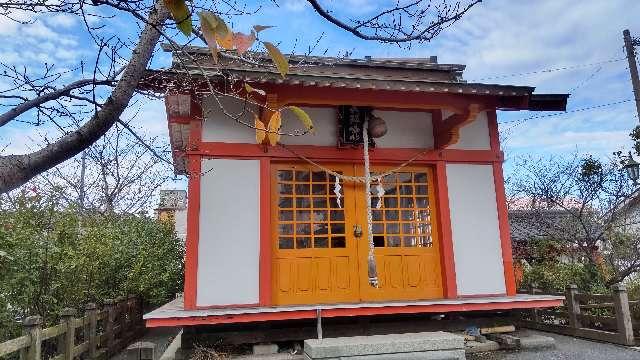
276 169 346 250
370 171 433 248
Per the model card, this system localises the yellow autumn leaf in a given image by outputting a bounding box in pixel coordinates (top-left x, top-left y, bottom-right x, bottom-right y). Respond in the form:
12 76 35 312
263 42 289 78
164 0 192 36
255 115 266 144
199 11 232 52
198 11 218 63
267 111 282 146
217 31 234 50
286 106 314 133
244 83 266 96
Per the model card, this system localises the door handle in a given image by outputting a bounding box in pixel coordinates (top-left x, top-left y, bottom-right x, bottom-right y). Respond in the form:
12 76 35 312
353 224 363 238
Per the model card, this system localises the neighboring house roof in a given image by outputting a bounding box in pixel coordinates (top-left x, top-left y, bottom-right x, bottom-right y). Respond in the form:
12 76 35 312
607 188 640 226
509 209 574 242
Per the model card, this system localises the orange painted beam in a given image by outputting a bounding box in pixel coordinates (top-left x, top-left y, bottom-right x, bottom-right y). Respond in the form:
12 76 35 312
487 110 500 151
183 99 204 310
493 161 517 296
258 84 500 114
145 298 564 327
434 161 457 298
487 110 516 296
434 104 482 149
191 142 503 164
184 155 201 309
259 158 272 306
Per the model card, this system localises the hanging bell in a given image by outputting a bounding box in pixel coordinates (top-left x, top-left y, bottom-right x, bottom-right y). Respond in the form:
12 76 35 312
368 114 387 138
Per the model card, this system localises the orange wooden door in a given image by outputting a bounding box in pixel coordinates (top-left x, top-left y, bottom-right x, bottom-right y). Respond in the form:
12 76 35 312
355 166 444 302
271 163 360 306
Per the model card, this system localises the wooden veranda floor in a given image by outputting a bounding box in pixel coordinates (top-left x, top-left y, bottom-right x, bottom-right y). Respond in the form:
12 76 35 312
144 294 563 327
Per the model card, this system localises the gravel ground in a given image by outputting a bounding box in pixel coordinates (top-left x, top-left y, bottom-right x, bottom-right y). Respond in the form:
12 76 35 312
468 330 640 360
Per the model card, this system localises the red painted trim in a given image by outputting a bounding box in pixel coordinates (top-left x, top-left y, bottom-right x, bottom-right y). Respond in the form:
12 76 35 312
184 101 204 310
431 109 444 150
493 162 517 296
167 115 192 124
434 105 482 149
487 110 500 151
263 84 500 113
434 161 457 299
188 121 202 151
184 154 202 309
192 142 503 164
259 158 272 306
145 299 564 327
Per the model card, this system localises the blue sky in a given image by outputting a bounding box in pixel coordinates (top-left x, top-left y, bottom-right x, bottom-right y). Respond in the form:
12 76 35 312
1 0 640 189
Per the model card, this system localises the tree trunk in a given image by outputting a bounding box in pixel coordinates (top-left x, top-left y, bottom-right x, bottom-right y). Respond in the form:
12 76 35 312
0 2 169 194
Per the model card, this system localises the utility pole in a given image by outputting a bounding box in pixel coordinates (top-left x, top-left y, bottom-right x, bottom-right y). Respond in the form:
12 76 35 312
623 29 640 121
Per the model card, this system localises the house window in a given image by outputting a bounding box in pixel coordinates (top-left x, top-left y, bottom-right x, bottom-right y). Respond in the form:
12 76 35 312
276 169 346 250
371 171 433 248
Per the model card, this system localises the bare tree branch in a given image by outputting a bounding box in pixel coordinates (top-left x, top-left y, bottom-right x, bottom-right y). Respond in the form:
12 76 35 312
0 1 169 193
306 0 481 43
0 74 120 128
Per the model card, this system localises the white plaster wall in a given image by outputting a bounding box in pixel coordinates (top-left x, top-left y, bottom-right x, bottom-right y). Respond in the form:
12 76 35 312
202 96 337 145
373 110 433 148
448 111 491 150
197 159 260 306
202 95 257 143
201 96 435 148
446 164 506 295
279 107 337 146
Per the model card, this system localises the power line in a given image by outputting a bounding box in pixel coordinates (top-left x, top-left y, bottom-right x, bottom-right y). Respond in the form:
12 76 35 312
499 99 634 126
567 66 602 94
470 57 626 82
499 99 634 143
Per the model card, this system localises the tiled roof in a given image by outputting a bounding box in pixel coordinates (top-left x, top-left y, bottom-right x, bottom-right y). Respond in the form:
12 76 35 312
509 209 573 242
139 45 568 113
144 45 541 99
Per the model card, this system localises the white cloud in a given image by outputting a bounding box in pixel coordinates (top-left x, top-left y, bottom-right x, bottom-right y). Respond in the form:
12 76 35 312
122 97 170 139
0 11 33 36
282 0 306 12
3 0 639 188
46 14 77 28
396 0 640 164
22 21 56 39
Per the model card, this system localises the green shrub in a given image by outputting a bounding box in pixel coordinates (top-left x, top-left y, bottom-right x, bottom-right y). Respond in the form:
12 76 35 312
521 261 606 294
0 193 184 341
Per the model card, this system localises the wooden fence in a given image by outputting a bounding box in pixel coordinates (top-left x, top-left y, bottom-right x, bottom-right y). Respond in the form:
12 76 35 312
518 284 638 346
0 295 144 360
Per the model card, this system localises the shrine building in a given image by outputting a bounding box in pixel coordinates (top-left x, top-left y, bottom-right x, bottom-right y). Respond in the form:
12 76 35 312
140 48 568 327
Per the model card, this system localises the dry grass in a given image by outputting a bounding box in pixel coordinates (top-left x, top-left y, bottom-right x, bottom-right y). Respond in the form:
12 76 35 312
190 342 251 360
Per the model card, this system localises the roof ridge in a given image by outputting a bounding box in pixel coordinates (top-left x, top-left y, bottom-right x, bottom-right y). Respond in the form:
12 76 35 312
160 43 466 71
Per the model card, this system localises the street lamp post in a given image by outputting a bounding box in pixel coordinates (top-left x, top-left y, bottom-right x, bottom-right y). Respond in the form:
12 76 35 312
616 151 640 185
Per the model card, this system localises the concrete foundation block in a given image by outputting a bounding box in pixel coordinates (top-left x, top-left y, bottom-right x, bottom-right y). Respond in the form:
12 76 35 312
520 334 555 349
304 350 464 360
253 343 279 355
304 332 464 359
127 341 157 360
235 355 302 360
465 340 500 354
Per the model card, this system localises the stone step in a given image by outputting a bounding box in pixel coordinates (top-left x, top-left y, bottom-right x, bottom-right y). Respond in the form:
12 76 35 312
519 334 555 349
304 332 465 360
